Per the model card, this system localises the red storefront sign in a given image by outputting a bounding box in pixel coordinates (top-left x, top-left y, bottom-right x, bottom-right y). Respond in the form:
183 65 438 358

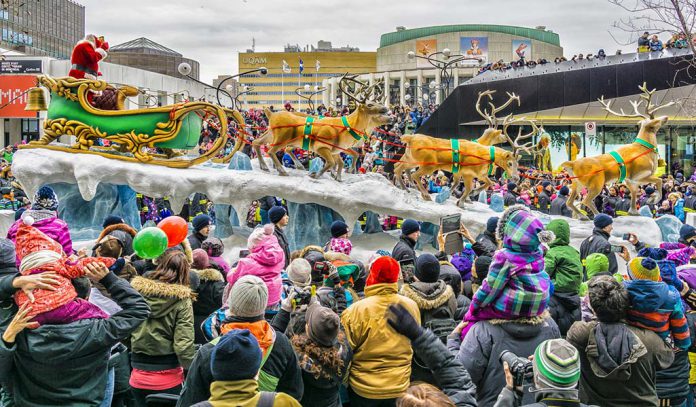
0 75 38 118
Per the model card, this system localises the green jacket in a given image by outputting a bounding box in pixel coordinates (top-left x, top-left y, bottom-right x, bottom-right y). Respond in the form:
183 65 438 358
544 219 583 294
0 272 150 406
130 276 196 369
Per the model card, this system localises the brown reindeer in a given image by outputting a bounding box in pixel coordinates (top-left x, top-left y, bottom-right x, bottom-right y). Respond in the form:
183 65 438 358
562 83 674 219
473 90 521 146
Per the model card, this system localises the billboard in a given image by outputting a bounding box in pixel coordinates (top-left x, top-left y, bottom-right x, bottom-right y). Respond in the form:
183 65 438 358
0 75 38 118
415 39 437 68
512 39 532 60
460 37 488 63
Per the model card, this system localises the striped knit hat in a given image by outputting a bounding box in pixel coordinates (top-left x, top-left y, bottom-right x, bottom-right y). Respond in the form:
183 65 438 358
534 339 581 390
627 257 661 282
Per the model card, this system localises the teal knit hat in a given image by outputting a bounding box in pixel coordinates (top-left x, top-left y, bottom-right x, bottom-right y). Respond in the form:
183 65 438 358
534 339 581 390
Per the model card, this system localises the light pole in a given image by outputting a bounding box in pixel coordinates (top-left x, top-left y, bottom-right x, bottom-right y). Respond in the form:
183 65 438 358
407 48 482 101
177 62 268 108
234 86 253 111
295 84 326 113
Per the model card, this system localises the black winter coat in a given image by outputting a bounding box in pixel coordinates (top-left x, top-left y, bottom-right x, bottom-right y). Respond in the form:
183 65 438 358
550 196 572 217
504 192 519 207
192 268 225 344
392 235 417 263
580 228 617 275
473 230 497 257
537 191 552 214
274 226 291 269
548 291 581 337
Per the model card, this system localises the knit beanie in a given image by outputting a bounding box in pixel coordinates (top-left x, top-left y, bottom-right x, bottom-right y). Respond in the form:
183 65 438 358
227 275 268 317
680 224 696 242
415 253 440 283
247 224 274 250
639 247 681 290
102 215 124 229
192 214 212 232
305 302 340 347
627 257 661 281
32 185 58 211
559 186 569 196
533 339 581 390
507 182 517 192
211 329 262 381
486 216 499 233
474 256 493 281
268 205 287 224
287 258 312 287
585 253 609 279
645 186 655 195
542 181 552 189
401 219 420 236
192 249 209 269
202 237 224 257
366 256 400 286
593 214 613 229
330 220 349 238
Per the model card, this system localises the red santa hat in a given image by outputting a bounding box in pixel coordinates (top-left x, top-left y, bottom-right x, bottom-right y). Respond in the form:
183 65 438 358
15 216 64 272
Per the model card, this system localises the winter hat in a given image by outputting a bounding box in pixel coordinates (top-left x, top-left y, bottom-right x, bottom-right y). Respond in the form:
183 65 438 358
639 247 681 291
401 219 420 236
16 218 64 272
585 253 609 279
473 256 493 281
227 275 268 317
645 186 655 195
627 257 660 281
192 249 209 270
415 253 441 283
192 214 212 232
211 329 262 381
593 214 613 229
366 256 400 286
305 302 340 347
533 339 581 390
542 181 552 189
451 246 476 281
102 215 124 228
32 186 58 211
559 186 570 196
330 220 349 238
247 224 274 250
202 237 224 257
680 224 696 242
496 205 554 253
287 258 312 287
507 182 517 192
268 205 287 224
486 217 499 233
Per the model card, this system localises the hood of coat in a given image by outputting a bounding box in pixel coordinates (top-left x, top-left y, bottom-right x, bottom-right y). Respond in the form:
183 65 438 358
131 276 193 318
624 280 678 312
0 238 15 267
96 223 137 256
585 322 647 380
491 311 553 339
192 268 224 282
400 281 454 310
249 233 284 266
552 291 581 311
546 219 570 247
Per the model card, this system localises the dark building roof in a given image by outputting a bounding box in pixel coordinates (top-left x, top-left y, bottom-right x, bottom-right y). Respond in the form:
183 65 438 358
110 37 182 57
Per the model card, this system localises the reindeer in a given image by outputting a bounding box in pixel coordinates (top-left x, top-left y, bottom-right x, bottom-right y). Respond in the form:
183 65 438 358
235 75 390 181
473 90 521 146
562 82 674 219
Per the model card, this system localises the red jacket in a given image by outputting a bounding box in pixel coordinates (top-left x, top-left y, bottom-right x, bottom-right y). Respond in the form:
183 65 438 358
69 39 107 80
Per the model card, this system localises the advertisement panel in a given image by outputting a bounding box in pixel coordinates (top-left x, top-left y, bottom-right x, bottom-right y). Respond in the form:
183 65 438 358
0 75 38 118
512 39 532 60
460 37 488 63
415 39 437 68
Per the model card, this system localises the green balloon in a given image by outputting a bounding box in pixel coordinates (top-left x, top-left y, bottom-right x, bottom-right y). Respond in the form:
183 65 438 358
133 227 169 260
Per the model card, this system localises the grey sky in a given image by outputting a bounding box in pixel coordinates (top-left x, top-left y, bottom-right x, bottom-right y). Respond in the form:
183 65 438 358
79 0 640 83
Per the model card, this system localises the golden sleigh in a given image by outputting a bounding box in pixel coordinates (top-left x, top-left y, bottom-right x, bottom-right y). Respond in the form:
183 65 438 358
21 76 244 168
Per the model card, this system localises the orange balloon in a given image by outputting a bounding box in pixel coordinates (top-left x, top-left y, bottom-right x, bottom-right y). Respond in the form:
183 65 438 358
158 216 188 248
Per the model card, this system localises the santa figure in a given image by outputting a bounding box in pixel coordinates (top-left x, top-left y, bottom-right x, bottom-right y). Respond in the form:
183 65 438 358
69 34 109 80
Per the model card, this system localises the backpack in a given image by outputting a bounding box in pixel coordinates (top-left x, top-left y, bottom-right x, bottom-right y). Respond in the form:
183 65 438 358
420 302 456 345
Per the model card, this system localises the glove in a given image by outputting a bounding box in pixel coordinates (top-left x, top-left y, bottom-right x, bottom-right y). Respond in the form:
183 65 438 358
281 290 297 312
387 303 422 341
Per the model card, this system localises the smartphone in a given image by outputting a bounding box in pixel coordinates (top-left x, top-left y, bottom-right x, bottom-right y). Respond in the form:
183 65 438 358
239 249 250 259
610 245 625 253
622 233 631 241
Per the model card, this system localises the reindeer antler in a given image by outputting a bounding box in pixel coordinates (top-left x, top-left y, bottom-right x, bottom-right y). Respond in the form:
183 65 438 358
338 73 372 104
502 118 538 157
475 90 496 127
599 82 675 120
476 91 520 128
638 82 676 119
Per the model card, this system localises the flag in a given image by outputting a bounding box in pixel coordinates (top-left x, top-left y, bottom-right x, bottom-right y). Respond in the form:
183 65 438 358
315 59 320 72
299 58 304 74
282 60 291 73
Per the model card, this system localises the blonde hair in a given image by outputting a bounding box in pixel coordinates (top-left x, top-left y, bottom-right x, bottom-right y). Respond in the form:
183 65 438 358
397 383 455 407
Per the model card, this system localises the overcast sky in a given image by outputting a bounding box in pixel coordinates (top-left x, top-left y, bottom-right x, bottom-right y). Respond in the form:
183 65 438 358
79 0 640 83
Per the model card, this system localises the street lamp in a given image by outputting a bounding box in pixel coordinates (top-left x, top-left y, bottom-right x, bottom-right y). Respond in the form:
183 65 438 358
296 85 326 112
176 62 235 107
406 50 482 101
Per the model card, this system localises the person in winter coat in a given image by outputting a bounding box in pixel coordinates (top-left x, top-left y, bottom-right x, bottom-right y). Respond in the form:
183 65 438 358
400 253 457 383
504 182 519 207
0 261 149 407
567 275 675 407
536 181 553 214
601 186 621 217
493 339 592 407
129 251 196 406
190 329 301 407
188 214 212 250
201 237 231 277
580 214 619 275
437 253 471 321
326 220 352 256
177 275 304 406
679 224 696 247
7 186 74 262
550 185 573 217
471 217 499 257
340 256 420 405
95 216 136 257
392 219 420 264
191 249 225 345
258 196 277 225
227 224 285 315
269 205 291 269
545 219 583 336
387 304 478 407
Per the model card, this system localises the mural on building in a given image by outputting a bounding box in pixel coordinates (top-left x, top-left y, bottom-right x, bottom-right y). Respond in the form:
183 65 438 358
512 39 532 60
460 37 488 62
415 39 437 68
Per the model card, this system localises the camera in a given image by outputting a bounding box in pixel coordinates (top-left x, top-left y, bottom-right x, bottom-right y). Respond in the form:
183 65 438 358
313 261 330 275
500 350 533 388
292 287 312 307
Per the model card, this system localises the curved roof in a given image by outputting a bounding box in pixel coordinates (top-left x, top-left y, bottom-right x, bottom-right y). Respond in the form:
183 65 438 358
110 37 182 57
379 24 561 48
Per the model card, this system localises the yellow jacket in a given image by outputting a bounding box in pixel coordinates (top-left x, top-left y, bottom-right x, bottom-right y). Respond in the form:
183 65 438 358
340 283 420 399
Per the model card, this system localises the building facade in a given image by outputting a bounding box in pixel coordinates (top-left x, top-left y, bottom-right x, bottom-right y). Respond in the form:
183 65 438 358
322 24 563 107
108 37 201 80
238 42 376 109
0 0 85 59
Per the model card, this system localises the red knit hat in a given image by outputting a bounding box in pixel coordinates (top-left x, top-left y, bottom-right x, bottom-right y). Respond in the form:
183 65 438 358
366 256 400 286
15 217 64 261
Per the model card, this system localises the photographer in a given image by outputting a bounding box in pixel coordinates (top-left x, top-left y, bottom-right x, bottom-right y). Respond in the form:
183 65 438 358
494 339 595 407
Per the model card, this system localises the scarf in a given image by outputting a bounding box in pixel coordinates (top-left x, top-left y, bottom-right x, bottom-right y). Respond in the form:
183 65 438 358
19 250 62 274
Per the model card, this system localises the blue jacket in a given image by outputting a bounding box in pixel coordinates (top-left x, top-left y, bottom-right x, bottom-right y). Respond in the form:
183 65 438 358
674 198 685 222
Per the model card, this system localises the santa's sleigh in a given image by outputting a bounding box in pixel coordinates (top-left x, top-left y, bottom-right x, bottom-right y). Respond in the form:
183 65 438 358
21 76 243 168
